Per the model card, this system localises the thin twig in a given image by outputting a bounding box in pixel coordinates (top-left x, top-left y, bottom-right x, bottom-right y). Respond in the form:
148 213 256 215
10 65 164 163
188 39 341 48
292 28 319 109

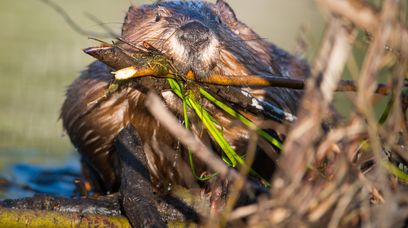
84 12 120 37
40 0 116 38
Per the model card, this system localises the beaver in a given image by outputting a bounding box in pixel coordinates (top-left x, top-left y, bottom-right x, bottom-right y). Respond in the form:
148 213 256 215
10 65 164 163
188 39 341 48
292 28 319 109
61 0 309 195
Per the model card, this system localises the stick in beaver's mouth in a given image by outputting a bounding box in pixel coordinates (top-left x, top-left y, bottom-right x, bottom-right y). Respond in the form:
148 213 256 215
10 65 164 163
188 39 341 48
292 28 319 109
83 42 298 124
84 40 392 124
87 41 392 94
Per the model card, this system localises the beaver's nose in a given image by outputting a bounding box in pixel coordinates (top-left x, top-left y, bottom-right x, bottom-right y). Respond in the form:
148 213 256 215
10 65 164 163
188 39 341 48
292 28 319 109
179 21 210 46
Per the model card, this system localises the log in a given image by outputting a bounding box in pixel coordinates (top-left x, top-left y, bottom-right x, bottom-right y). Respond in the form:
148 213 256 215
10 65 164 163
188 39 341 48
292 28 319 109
0 207 131 227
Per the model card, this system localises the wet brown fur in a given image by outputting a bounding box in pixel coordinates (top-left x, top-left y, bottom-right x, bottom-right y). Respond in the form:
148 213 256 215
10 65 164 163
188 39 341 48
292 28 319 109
61 0 309 194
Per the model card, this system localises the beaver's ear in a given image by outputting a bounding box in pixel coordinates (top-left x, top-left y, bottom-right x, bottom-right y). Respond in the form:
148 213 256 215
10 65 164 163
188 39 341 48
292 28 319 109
216 0 237 25
121 5 153 37
122 6 140 36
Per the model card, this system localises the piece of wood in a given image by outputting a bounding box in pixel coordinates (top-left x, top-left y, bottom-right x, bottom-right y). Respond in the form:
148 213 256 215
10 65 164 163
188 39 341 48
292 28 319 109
0 207 131 228
115 124 167 228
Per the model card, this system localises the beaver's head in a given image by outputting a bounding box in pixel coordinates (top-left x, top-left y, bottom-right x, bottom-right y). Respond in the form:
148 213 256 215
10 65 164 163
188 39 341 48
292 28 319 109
121 0 277 78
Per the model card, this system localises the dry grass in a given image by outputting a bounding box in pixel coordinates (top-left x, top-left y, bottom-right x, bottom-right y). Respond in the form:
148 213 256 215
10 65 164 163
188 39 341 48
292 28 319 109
220 0 408 226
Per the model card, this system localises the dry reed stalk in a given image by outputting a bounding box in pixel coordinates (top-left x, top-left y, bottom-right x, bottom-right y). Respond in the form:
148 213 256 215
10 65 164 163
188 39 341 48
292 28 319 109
223 0 408 226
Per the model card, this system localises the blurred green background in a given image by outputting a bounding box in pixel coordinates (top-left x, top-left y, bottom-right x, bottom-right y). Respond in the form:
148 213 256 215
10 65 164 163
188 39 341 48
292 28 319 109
0 0 323 170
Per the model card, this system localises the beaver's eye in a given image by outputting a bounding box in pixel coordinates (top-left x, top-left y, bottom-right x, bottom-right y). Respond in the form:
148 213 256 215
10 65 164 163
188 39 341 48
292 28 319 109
215 16 222 24
155 14 161 22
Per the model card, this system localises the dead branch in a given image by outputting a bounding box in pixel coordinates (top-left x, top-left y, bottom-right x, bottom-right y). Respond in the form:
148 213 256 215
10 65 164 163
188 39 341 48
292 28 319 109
40 0 118 38
114 64 392 95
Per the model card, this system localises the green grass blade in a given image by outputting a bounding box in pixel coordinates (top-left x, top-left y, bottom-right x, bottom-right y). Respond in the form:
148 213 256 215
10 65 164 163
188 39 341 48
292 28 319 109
199 88 282 149
169 78 218 180
167 78 271 184
381 160 408 183
186 95 238 167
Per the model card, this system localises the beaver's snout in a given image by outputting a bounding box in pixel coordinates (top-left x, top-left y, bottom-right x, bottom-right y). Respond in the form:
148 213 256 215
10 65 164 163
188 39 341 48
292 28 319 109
178 21 210 48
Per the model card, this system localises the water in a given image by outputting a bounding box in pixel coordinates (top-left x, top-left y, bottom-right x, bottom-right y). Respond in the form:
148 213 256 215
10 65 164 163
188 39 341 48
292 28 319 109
0 155 80 199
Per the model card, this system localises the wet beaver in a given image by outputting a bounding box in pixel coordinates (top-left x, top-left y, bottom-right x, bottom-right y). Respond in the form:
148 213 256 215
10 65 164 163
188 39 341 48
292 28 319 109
61 0 309 194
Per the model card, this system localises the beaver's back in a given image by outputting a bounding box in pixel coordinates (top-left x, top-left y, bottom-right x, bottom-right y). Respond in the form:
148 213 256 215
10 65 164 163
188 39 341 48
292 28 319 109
62 61 190 193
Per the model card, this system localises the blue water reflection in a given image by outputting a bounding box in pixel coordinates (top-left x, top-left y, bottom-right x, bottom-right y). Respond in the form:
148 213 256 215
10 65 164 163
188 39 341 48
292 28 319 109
0 156 80 199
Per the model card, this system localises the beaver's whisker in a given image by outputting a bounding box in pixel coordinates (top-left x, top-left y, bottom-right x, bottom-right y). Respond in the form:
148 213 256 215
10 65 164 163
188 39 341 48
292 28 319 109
160 29 178 52
116 37 147 52
222 37 268 44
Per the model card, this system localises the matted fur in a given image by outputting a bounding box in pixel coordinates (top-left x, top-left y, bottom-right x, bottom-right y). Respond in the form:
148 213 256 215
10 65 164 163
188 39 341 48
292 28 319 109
61 0 309 194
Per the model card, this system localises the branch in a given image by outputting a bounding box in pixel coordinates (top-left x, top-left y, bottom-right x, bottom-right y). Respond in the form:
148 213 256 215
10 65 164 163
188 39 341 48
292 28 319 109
114 65 391 95
39 0 118 38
